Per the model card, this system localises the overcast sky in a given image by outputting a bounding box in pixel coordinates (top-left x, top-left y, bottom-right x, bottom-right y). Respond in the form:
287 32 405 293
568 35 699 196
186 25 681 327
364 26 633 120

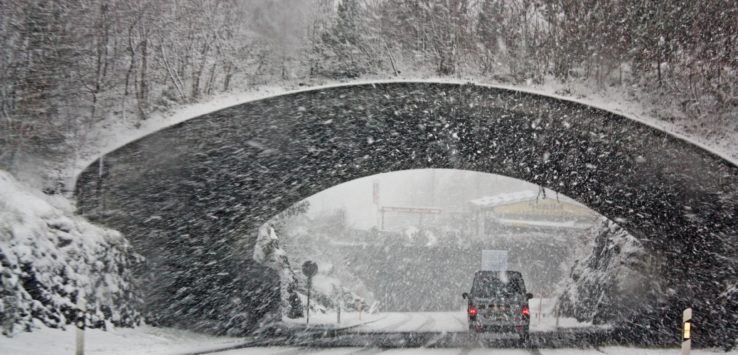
305 169 550 230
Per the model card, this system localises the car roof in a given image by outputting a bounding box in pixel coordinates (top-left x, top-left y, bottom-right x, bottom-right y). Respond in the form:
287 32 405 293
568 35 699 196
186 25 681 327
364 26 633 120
474 270 523 278
472 271 527 293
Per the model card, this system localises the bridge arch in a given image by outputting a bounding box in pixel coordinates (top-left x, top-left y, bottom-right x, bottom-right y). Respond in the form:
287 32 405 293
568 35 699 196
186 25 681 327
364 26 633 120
75 82 737 341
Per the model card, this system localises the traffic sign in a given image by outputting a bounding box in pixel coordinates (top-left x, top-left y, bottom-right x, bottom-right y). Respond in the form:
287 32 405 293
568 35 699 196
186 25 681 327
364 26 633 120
302 261 318 277
302 261 318 326
481 250 508 271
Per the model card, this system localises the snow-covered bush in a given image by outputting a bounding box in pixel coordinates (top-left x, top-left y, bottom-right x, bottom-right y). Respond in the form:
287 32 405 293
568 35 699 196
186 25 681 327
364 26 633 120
253 225 303 319
558 218 661 325
0 170 141 335
254 222 372 318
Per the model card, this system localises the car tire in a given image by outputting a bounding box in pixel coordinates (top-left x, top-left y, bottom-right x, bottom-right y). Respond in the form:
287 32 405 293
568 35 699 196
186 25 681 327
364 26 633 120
519 330 530 347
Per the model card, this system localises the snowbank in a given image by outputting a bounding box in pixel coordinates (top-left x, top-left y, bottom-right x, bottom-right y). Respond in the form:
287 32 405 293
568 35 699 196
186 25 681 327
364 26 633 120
0 170 141 335
0 324 246 355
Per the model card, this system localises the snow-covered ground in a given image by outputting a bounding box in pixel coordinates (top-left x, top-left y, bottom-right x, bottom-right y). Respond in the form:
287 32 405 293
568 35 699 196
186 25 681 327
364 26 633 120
528 298 592 331
4 322 735 355
0 311 732 355
283 311 384 330
0 325 248 355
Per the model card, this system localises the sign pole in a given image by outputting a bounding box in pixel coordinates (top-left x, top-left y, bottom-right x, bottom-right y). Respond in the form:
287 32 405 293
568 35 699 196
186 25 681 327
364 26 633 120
301 261 318 328
98 156 106 211
538 297 543 322
306 278 311 326
380 208 385 231
682 308 692 355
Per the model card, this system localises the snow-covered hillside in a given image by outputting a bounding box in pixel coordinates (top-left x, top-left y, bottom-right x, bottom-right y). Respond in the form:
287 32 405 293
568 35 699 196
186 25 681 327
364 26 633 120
253 224 303 320
0 170 141 335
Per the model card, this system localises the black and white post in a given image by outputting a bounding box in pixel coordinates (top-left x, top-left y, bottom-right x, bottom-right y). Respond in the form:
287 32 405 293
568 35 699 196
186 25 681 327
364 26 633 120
682 307 692 355
302 261 318 327
76 292 86 355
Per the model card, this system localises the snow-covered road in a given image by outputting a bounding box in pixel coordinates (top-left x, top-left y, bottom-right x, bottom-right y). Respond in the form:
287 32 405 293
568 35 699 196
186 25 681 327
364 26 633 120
286 301 590 334
270 311 609 351
349 312 466 333
208 347 737 355
2 321 734 355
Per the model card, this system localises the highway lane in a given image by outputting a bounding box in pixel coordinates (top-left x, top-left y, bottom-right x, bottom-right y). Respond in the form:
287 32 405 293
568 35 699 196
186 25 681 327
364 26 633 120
287 308 590 334
194 312 613 355
201 346 738 355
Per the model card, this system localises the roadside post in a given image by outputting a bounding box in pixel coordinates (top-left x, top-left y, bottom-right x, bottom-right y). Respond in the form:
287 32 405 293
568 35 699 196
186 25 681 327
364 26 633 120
358 301 363 321
337 300 341 324
538 297 543 322
302 261 318 327
76 295 86 355
682 308 692 355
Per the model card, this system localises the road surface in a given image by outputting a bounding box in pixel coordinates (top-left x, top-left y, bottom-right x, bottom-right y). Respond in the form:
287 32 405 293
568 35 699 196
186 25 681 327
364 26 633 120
196 311 614 354
203 346 737 355
284 305 590 334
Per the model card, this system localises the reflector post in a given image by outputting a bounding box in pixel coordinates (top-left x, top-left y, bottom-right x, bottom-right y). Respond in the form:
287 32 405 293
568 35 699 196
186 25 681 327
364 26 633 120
682 307 692 355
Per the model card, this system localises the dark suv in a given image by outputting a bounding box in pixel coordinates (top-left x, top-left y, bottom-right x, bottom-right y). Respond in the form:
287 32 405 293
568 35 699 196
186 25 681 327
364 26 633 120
462 270 532 341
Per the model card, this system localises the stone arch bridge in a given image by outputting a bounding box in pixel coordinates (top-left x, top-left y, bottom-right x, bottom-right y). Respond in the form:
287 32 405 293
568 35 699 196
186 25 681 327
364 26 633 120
75 82 737 344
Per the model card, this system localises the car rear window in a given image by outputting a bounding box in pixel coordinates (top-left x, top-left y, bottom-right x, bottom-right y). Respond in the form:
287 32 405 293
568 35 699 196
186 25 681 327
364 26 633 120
472 277 525 299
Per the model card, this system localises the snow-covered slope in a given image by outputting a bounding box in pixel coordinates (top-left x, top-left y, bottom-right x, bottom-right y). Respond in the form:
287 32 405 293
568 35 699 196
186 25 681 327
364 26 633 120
0 170 141 335
557 218 659 325
254 224 303 320
0 324 247 355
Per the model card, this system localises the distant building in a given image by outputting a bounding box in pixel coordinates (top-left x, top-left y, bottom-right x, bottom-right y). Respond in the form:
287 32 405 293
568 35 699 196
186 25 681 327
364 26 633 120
470 191 598 237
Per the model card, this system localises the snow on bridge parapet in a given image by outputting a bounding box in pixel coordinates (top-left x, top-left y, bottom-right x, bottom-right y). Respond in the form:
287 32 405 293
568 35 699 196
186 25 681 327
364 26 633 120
69 78 738 191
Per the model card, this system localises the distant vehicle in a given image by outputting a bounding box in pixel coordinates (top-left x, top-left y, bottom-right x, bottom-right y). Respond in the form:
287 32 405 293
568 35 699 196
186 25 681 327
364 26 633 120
462 270 532 342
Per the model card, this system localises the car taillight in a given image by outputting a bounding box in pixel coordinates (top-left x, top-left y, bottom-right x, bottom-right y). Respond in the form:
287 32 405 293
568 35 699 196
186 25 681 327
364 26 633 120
522 305 530 317
468 307 478 317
